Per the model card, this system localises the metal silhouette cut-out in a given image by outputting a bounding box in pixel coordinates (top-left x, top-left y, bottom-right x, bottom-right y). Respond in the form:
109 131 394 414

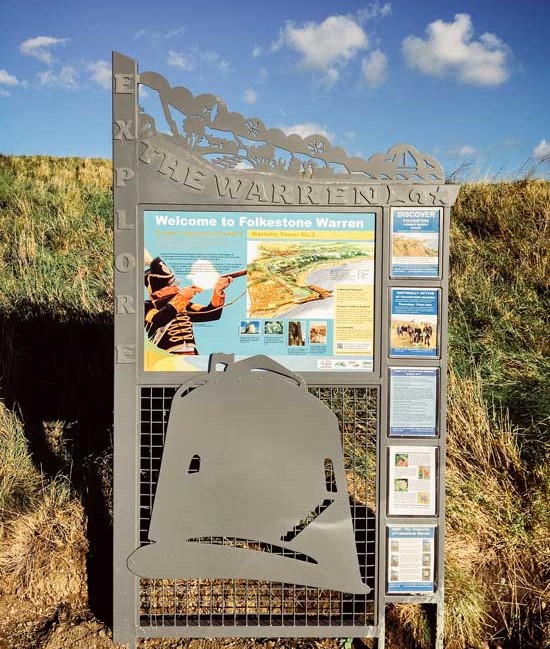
138 70 444 182
128 354 369 594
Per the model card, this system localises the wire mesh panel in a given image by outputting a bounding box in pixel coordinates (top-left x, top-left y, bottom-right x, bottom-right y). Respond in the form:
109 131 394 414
139 385 378 628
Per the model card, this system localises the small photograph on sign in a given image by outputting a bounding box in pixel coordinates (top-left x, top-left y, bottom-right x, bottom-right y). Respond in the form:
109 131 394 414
391 208 441 278
389 368 438 437
390 288 439 358
387 525 436 594
309 321 328 345
264 320 284 335
388 446 437 516
288 321 306 347
240 320 260 335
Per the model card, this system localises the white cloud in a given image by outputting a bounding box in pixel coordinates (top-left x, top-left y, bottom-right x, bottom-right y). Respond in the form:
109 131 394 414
451 145 477 156
165 27 185 39
280 122 334 141
0 88 10 97
134 27 184 41
252 45 261 58
259 67 269 80
201 50 230 73
167 48 229 73
361 49 388 87
243 89 257 104
402 13 511 86
533 140 550 160
38 65 78 88
357 2 392 21
280 14 368 84
0 69 20 86
344 130 356 139
167 50 194 71
20 35 68 64
87 60 111 89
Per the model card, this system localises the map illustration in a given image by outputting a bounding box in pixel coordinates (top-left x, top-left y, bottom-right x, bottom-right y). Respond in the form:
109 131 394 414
247 240 375 319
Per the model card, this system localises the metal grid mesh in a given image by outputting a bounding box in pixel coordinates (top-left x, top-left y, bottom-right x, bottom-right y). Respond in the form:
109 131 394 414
139 385 378 628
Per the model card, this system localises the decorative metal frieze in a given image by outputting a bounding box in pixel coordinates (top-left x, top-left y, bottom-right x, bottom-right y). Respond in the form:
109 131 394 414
138 70 445 183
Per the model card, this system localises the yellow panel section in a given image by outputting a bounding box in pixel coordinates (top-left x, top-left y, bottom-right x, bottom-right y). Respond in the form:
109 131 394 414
249 229 375 241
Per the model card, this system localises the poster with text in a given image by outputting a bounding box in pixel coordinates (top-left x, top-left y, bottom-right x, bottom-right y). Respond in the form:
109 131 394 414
387 525 436 594
390 368 438 437
388 446 437 516
391 208 441 277
143 210 375 372
390 288 439 357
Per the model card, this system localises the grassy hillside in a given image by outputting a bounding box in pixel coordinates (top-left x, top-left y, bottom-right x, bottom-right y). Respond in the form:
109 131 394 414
0 155 548 649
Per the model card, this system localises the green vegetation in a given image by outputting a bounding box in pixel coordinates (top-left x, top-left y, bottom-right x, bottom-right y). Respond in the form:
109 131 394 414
0 154 112 320
0 156 548 648
445 179 550 648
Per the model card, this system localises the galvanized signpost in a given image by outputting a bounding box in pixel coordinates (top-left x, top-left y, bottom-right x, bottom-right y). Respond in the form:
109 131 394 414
112 51 459 648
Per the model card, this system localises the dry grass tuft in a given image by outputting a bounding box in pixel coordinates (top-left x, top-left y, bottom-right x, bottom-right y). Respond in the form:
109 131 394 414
445 369 549 647
0 405 41 517
386 604 431 649
0 480 88 609
0 403 89 647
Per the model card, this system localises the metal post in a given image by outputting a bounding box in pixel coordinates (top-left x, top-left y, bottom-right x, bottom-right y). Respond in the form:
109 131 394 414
112 51 139 649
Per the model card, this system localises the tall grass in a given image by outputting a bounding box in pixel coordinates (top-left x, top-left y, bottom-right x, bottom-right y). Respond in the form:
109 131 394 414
449 180 550 439
0 155 112 320
447 179 550 647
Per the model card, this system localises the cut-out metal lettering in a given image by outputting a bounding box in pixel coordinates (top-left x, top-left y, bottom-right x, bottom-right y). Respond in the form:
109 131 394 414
115 295 135 314
115 167 135 187
114 119 135 140
115 252 136 272
115 209 134 230
115 73 135 93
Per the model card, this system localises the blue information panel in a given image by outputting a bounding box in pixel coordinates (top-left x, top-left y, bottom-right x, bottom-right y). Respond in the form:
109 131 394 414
143 210 376 372
389 368 438 437
391 208 440 277
387 526 436 594
390 288 439 358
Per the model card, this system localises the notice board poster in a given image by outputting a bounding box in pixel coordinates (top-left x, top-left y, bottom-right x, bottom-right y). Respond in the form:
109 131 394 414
390 288 439 357
388 446 437 516
391 208 441 277
389 368 438 437
387 525 436 593
143 210 375 372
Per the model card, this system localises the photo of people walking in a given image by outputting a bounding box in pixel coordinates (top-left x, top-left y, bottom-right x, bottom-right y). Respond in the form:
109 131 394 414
392 320 436 351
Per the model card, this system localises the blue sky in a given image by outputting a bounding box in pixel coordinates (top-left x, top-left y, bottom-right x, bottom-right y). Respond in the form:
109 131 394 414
1 0 549 178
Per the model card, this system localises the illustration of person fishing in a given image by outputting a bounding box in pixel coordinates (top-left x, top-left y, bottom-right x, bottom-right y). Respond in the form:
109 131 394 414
144 251 246 357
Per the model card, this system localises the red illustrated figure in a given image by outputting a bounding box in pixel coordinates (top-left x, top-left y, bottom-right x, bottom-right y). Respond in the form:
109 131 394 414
144 257 232 355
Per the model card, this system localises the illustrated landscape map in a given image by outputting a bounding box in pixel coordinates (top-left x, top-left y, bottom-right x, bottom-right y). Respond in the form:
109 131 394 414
247 240 375 319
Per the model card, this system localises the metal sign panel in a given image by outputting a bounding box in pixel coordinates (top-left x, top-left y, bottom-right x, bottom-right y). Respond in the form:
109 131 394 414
112 51 458 648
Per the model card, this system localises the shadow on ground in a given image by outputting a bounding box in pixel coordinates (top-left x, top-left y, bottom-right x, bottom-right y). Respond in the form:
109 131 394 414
0 315 114 626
